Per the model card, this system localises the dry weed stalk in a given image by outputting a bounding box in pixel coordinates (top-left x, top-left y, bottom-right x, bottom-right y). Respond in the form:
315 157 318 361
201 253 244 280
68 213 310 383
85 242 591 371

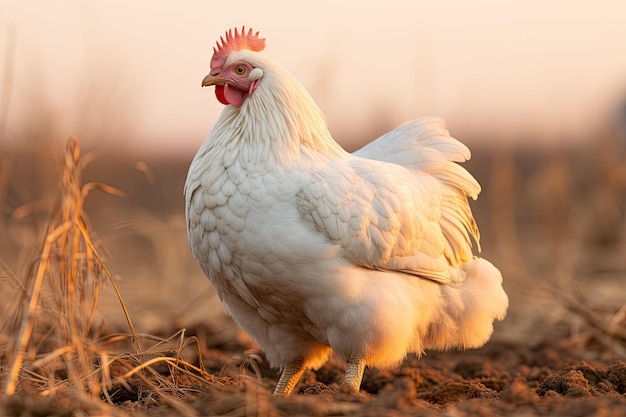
3 137 136 399
1 137 219 416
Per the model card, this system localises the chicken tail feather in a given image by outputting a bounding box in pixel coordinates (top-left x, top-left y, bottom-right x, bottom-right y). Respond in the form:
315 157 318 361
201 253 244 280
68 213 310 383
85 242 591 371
425 257 508 350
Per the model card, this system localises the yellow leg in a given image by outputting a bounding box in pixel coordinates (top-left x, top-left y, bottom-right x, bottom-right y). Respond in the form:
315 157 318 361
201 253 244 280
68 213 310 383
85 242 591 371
273 357 305 396
343 357 365 392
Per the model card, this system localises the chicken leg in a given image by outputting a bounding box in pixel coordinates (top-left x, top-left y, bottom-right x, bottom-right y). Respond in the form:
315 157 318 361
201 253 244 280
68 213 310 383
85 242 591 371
343 357 365 392
273 357 305 396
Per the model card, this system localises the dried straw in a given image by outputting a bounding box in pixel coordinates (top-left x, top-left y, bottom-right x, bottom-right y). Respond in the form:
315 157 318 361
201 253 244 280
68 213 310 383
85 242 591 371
1 137 216 416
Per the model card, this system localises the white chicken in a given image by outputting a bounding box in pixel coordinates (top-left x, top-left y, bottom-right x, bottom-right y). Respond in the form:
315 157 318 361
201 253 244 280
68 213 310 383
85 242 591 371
185 27 508 396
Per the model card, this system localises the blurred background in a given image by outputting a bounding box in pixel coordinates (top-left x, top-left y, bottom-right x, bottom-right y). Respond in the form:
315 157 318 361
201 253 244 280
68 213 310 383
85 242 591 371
1 0 625 355
2 0 626 153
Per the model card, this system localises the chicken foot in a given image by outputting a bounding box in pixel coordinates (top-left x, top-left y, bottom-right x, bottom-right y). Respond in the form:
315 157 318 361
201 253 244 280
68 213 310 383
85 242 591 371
343 357 366 392
273 357 305 396
274 356 365 395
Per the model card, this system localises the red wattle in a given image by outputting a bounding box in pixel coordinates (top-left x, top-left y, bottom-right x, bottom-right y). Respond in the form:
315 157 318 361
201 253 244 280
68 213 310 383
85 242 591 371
215 85 229 105
223 84 245 107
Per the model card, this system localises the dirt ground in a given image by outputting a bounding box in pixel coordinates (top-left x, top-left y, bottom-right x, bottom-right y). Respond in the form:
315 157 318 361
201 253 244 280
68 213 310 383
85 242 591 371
1 141 625 416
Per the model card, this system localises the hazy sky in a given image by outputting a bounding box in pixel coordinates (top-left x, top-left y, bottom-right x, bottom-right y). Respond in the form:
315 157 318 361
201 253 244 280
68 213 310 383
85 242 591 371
2 0 626 154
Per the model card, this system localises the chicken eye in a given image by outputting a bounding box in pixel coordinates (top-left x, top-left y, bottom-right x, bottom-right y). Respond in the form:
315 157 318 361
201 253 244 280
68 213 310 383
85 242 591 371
235 65 246 75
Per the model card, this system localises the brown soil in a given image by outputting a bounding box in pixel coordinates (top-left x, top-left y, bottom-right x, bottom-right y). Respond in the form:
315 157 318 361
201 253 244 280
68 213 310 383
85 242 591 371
189 340 626 417
6 335 623 417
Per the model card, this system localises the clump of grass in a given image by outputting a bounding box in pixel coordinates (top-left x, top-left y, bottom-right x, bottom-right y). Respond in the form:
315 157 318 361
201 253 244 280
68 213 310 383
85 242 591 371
1 137 217 416
3 137 130 399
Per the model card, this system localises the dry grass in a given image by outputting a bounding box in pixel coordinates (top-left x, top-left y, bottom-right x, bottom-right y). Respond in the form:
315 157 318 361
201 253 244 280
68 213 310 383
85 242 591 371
0 138 218 416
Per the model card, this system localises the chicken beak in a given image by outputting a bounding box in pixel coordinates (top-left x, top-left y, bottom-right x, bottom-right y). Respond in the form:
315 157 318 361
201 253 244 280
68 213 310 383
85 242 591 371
201 74 228 87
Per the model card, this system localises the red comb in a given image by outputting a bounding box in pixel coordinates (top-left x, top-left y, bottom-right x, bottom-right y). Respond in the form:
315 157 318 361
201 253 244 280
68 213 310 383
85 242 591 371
210 27 266 69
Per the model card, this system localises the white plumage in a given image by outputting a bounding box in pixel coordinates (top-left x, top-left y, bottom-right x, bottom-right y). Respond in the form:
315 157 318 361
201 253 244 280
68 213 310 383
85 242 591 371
184 27 508 395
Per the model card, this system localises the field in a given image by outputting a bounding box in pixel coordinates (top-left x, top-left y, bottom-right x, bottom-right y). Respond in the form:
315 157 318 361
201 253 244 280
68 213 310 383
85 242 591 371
0 131 625 416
